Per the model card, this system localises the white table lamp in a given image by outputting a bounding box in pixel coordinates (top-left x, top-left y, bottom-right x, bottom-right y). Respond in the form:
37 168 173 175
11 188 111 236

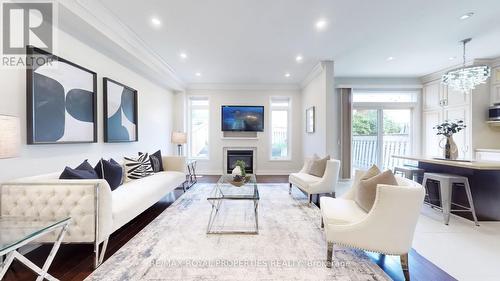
0 115 21 159
171 131 187 156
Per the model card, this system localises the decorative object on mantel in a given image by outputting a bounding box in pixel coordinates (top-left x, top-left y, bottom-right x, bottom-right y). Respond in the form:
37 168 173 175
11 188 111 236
171 131 187 156
0 115 20 159
441 38 491 93
434 120 466 160
306 106 315 133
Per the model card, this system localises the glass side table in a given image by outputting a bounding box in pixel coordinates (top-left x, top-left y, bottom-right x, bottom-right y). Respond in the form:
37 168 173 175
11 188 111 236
0 216 71 281
206 174 259 234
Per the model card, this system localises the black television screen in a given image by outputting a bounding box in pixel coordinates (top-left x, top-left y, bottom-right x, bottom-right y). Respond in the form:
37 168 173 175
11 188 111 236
221 106 264 132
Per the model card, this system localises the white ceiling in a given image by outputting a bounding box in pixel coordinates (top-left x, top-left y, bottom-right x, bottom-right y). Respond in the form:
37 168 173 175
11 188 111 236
99 0 500 84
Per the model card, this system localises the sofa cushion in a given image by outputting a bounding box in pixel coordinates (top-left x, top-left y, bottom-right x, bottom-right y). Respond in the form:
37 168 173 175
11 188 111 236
356 169 398 212
320 197 367 225
94 158 123 191
111 171 185 231
139 150 164 172
289 172 322 188
124 153 154 182
59 160 99 179
308 155 330 177
59 167 98 180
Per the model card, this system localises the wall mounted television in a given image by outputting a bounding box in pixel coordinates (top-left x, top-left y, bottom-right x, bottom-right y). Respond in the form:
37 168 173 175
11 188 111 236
221 105 264 132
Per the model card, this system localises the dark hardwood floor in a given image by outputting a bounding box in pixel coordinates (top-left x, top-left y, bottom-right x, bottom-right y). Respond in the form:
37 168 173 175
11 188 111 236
3 175 455 281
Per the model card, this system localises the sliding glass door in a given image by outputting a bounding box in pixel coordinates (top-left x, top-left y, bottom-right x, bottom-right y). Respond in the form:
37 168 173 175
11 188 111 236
352 108 412 171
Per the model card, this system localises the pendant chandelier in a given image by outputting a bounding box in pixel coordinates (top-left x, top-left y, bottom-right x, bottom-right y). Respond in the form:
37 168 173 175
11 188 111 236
442 38 490 93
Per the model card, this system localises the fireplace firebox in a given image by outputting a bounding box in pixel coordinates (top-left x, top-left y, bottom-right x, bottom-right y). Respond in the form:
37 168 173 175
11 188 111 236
227 150 254 174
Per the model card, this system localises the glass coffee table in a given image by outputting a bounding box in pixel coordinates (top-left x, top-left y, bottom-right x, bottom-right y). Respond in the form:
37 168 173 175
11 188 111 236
0 216 71 281
206 174 259 234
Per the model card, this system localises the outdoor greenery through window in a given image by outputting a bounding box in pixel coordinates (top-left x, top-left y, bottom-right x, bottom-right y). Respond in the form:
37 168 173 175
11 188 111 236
352 91 415 171
189 97 209 159
270 97 290 160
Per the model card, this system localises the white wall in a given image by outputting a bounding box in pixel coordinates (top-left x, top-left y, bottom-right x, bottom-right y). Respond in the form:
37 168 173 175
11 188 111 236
0 27 175 182
185 86 303 175
301 61 340 159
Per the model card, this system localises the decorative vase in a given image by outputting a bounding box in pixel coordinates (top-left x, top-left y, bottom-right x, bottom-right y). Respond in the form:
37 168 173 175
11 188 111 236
443 136 458 160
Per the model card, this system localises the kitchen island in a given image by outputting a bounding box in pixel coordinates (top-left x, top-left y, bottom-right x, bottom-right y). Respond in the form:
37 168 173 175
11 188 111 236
393 155 500 221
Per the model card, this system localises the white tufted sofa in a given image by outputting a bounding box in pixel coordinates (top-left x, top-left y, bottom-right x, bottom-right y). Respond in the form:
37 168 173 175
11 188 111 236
0 156 186 268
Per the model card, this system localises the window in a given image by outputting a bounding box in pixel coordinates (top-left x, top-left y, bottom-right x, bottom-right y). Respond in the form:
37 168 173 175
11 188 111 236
188 97 209 159
270 97 291 160
351 90 417 171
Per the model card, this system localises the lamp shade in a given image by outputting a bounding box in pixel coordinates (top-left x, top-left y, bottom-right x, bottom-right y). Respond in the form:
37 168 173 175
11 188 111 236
0 115 20 159
171 131 187 145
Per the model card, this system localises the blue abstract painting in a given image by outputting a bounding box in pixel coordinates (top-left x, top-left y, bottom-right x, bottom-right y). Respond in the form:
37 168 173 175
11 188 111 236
104 78 138 142
28 47 97 144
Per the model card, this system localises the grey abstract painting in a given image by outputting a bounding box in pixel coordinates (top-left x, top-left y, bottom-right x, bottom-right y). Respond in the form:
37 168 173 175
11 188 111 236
27 46 97 144
103 78 138 142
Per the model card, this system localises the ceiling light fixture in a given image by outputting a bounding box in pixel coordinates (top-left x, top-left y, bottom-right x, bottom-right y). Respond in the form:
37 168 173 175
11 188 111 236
195 72 202 77
151 17 161 26
448 56 456 60
460 12 474 20
315 19 327 30
386 56 395 61
284 73 291 78
442 38 490 92
179 52 188 59
295 55 303 62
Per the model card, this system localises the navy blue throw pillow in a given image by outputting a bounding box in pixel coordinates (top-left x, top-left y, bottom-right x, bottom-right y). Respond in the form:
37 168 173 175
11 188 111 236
94 158 123 191
60 160 99 179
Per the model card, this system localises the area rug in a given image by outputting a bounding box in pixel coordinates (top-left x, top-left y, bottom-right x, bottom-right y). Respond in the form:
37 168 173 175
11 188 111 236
85 184 390 281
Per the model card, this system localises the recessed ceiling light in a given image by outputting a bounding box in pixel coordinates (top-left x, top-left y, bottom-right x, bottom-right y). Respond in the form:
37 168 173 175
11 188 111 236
386 56 395 61
460 12 474 20
315 19 328 30
179 52 188 59
295 55 303 62
151 17 161 26
284 73 291 78
449 56 456 60
195 72 202 77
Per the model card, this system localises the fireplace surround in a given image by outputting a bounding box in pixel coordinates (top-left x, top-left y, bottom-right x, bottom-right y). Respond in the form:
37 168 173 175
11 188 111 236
223 147 256 175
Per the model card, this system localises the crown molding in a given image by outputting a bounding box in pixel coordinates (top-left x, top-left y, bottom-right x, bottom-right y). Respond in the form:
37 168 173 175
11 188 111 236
186 83 301 91
421 58 493 84
300 62 325 89
59 0 185 91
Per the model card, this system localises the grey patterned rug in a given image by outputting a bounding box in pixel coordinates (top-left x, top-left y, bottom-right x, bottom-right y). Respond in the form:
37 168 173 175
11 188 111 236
86 183 390 281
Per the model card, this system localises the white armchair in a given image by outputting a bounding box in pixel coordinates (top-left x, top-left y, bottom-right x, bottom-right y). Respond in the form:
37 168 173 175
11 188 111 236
320 170 425 280
289 158 340 203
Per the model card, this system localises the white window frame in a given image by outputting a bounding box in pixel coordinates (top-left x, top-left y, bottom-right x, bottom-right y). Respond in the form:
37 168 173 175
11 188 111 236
269 96 292 161
187 96 210 160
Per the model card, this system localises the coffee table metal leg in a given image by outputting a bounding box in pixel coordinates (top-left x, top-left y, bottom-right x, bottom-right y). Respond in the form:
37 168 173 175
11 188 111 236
0 252 15 278
254 200 259 233
36 223 69 281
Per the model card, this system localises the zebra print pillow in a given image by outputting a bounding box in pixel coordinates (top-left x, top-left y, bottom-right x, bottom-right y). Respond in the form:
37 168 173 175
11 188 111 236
123 153 154 182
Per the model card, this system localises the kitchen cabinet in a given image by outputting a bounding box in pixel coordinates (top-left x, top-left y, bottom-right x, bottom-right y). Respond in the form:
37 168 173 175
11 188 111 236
423 110 443 157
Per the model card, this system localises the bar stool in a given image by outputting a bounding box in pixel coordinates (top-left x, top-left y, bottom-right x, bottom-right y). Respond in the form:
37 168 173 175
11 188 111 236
421 173 479 226
394 166 425 182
